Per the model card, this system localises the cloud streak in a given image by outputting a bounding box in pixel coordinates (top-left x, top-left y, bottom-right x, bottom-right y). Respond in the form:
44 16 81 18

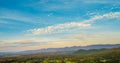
27 23 91 35
0 9 40 24
83 12 120 23
28 12 120 35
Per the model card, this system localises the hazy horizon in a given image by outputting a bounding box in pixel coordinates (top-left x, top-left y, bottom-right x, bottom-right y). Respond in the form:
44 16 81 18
0 0 120 52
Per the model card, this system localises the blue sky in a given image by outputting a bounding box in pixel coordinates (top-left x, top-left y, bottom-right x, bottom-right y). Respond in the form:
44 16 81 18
0 0 120 52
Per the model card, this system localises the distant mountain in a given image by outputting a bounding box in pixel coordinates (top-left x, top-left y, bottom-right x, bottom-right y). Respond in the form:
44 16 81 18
19 44 120 54
74 48 108 55
0 44 120 57
74 47 120 56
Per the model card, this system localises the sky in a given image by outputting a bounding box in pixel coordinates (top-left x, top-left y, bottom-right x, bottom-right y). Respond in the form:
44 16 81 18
0 0 120 52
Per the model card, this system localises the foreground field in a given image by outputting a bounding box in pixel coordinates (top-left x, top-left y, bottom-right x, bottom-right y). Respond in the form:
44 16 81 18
0 48 120 63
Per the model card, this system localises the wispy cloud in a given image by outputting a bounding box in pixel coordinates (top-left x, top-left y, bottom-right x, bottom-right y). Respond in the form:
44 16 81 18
18 40 34 43
0 37 63 52
83 12 120 23
0 39 50 52
27 0 120 11
0 9 39 23
60 32 120 45
27 23 91 35
28 12 120 35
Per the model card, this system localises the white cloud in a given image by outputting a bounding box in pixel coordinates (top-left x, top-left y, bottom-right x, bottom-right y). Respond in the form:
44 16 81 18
27 12 120 35
28 23 91 35
83 12 120 23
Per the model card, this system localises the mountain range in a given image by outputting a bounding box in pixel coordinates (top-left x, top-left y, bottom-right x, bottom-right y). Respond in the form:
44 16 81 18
0 44 120 57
